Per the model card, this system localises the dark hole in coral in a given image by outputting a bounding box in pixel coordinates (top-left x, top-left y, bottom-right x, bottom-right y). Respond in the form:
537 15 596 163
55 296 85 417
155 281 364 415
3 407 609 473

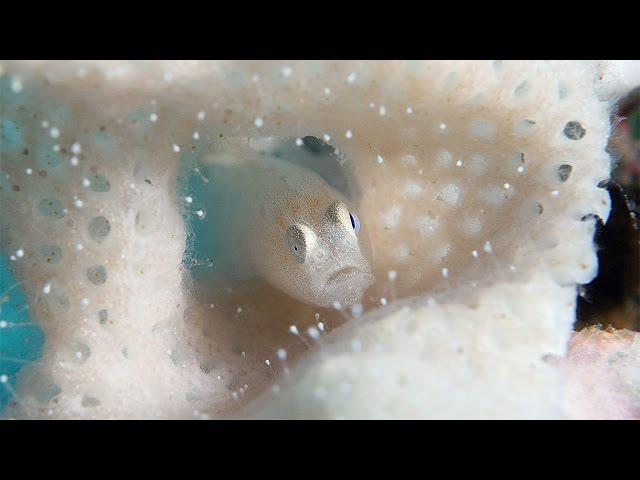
557 164 573 182
576 182 639 332
563 121 586 140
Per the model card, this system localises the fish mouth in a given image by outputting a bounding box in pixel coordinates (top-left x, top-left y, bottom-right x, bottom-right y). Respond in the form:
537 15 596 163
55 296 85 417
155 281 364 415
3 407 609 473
325 266 371 287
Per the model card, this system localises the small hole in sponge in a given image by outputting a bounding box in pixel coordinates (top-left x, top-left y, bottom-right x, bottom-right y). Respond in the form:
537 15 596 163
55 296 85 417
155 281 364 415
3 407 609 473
86 265 107 285
563 121 586 140
557 164 573 182
88 216 111 240
37 244 63 264
37 198 65 220
89 174 111 192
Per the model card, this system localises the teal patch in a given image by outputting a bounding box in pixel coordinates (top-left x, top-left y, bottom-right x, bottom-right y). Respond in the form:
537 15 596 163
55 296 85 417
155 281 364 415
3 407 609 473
0 120 23 154
0 255 46 414
36 144 66 171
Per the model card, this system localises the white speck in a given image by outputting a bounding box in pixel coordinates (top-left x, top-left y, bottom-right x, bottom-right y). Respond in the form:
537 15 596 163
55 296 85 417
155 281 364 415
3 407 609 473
0 320 7 329
351 339 362 352
277 348 287 361
16 249 24 258
345 130 353 139
307 327 320 339
49 127 60 139
71 142 81 154
82 178 91 187
317 322 325 332
439 123 447 130
369 102 375 108
271 385 280 394
265 359 271 366
324 87 331 95
62 208 68 214
9 255 15 261
11 78 23 93
129 183 136 189
510 265 517 272
388 270 397 282
149 113 158 123
70 156 79 166
195 210 204 218
236 307 242 314
41 120 50 129
323 133 331 142
74 199 84 208
456 160 463 167
281 66 292 77
332 301 342 310
484 241 493 253
25 168 33 175
163 71 173 82
172 144 180 153
75 244 84 251
197 110 206 121
472 250 479 258
427 297 437 306
0 375 8 384
254 117 264 128
347 72 357 83
81 298 89 306
295 138 303 146
252 74 260 83
241 351 246 357
289 325 299 335
52 144 61 152
351 303 363 317
551 190 560 196
76 67 87 78
517 166 525 173
185 196 193 203
442 267 449 279
43 283 52 294
193 131 200 140
379 105 387 116
377 155 384 164
232 392 239 401
209 303 215 309
380 297 388 306
504 183 511 189
406 106 413 114
167 349 172 355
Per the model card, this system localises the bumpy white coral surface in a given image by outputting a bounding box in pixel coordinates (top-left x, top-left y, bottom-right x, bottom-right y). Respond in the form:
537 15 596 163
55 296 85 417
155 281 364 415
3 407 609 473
0 61 615 419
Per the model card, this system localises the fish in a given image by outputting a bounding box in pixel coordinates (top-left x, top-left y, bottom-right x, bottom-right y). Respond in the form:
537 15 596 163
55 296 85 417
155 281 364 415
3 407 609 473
186 137 375 308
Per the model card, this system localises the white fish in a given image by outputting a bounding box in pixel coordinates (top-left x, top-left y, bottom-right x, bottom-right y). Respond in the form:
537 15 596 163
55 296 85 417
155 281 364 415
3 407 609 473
194 138 375 308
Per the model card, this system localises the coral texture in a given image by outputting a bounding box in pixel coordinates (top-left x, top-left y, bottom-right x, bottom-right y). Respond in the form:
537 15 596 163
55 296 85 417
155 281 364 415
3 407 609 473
0 61 617 418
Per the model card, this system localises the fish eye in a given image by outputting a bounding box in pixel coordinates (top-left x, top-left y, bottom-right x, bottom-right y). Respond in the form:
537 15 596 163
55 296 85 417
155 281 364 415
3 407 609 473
349 211 361 233
286 224 310 263
325 201 361 235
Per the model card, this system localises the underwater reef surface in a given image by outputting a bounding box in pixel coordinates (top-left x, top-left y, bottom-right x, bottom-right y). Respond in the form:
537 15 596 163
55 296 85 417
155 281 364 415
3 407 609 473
0 60 638 419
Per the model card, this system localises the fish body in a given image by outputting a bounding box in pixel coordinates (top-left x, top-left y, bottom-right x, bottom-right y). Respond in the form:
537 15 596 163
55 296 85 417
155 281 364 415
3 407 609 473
189 139 374 308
